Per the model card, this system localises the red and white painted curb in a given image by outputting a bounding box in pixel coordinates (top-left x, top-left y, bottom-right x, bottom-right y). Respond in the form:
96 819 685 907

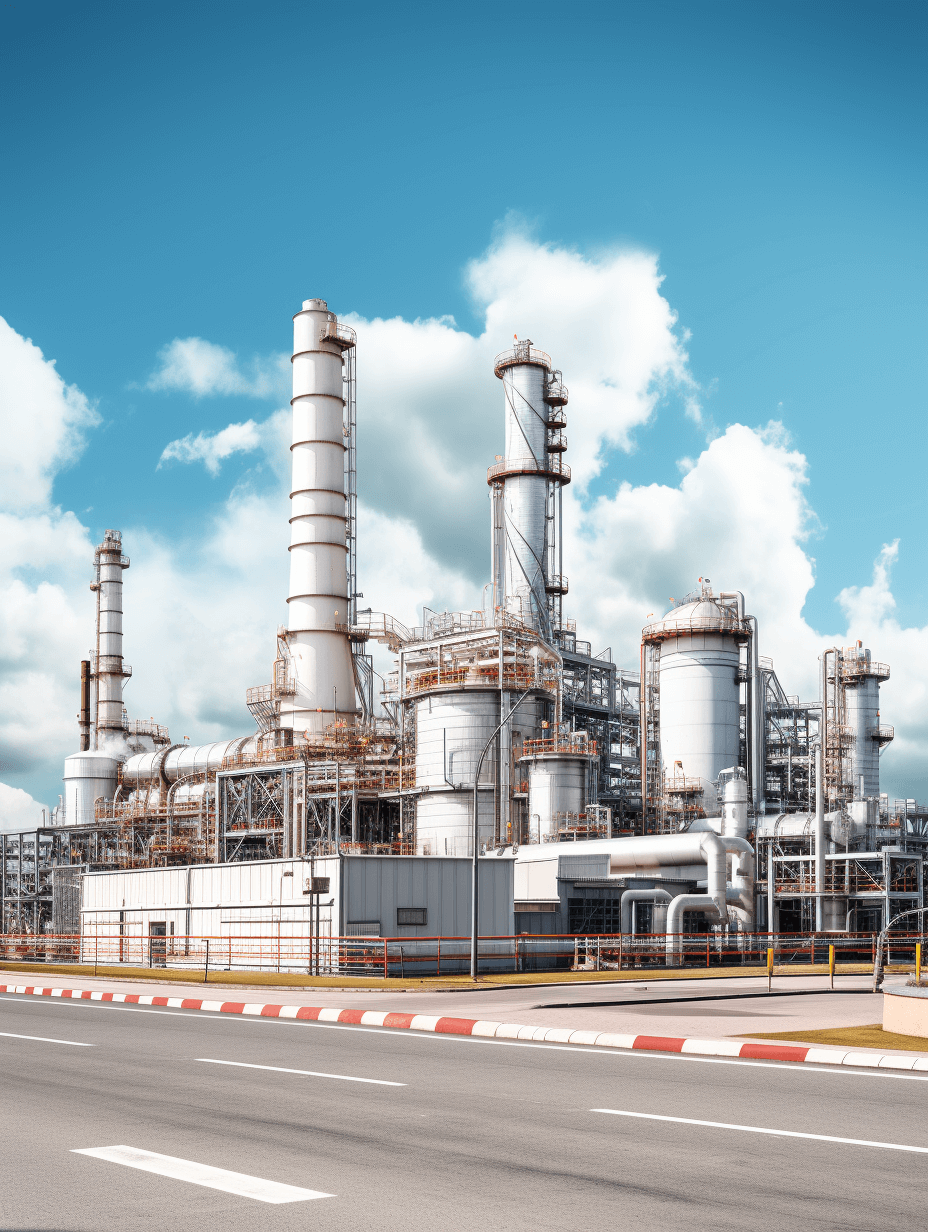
2 982 925 1072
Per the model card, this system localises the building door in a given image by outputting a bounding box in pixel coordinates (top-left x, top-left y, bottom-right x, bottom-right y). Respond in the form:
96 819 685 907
149 922 167 968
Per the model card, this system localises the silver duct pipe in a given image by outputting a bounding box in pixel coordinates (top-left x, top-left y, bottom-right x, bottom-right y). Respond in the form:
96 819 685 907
620 888 672 935
514 832 755 945
814 743 825 932
727 842 755 929
749 615 764 816
666 895 723 964
122 737 256 787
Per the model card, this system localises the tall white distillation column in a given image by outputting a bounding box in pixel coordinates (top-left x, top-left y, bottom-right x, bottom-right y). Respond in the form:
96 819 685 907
91 529 131 747
281 299 358 736
490 340 569 639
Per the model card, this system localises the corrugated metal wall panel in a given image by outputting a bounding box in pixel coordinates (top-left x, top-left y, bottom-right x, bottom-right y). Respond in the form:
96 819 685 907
344 856 513 937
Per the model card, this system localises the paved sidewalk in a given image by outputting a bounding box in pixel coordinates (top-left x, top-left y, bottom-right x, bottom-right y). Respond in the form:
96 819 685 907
0 966 903 1045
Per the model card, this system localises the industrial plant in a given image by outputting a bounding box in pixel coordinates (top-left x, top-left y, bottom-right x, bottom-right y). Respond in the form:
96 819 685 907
3 297 926 966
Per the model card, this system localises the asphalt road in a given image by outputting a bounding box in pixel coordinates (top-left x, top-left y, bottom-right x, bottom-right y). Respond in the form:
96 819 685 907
0 991 924 1231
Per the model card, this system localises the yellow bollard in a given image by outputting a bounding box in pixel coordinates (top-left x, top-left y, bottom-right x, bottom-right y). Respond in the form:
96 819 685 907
916 942 922 985
829 943 835 990
767 946 774 993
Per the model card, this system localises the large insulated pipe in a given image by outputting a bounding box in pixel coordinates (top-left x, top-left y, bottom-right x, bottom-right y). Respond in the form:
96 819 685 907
284 299 358 734
665 831 741 962
720 769 748 837
514 832 728 873
621 888 672 935
666 895 723 964
726 844 755 929
814 743 824 932
92 529 130 747
122 737 257 787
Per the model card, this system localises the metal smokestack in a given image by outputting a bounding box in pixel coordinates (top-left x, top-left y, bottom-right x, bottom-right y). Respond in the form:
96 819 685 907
281 299 358 735
490 340 569 640
79 660 91 751
91 529 131 748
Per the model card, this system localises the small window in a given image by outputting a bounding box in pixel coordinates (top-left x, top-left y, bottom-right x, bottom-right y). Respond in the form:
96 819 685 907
347 921 380 937
397 907 427 926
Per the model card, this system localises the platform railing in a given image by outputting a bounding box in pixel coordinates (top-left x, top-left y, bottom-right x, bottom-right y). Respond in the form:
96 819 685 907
0 930 921 978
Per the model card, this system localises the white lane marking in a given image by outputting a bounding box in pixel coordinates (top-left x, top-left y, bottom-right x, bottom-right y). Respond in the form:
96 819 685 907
71 1146 333 1203
0 1030 91 1046
198 1058 405 1086
592 1109 928 1154
5 996 927 1083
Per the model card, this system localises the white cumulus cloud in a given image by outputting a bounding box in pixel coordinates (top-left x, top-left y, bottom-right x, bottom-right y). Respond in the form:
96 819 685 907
0 316 99 512
0 782 48 832
159 419 264 475
146 336 289 400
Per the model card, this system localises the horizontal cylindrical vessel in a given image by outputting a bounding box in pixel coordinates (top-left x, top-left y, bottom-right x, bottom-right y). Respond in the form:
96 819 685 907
121 737 257 787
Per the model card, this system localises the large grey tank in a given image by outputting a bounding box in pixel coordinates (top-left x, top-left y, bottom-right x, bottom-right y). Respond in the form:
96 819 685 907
643 590 748 812
63 751 119 827
842 646 890 799
415 691 544 856
521 738 595 841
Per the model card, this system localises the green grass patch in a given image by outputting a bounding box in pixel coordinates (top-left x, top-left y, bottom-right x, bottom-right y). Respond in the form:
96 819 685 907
0 958 897 991
742 1023 928 1054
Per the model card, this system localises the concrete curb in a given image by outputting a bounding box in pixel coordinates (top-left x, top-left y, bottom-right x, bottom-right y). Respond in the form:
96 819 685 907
4 982 926 1072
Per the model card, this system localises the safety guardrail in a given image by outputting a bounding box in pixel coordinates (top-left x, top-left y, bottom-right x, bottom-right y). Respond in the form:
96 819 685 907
1 930 921 979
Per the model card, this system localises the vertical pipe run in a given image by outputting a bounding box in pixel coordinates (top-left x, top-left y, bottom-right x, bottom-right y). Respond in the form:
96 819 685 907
815 744 825 932
472 688 531 979
79 661 91 751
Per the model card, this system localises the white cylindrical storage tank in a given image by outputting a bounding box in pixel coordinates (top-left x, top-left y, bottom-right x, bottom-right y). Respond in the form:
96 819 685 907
283 299 358 734
414 690 544 856
842 649 888 799
525 754 588 841
645 593 746 812
63 752 119 826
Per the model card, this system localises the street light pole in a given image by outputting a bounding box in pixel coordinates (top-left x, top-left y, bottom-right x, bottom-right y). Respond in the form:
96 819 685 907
471 688 532 980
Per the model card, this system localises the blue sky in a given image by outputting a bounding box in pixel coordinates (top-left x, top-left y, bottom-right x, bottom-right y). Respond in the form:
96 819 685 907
1 1 927 810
